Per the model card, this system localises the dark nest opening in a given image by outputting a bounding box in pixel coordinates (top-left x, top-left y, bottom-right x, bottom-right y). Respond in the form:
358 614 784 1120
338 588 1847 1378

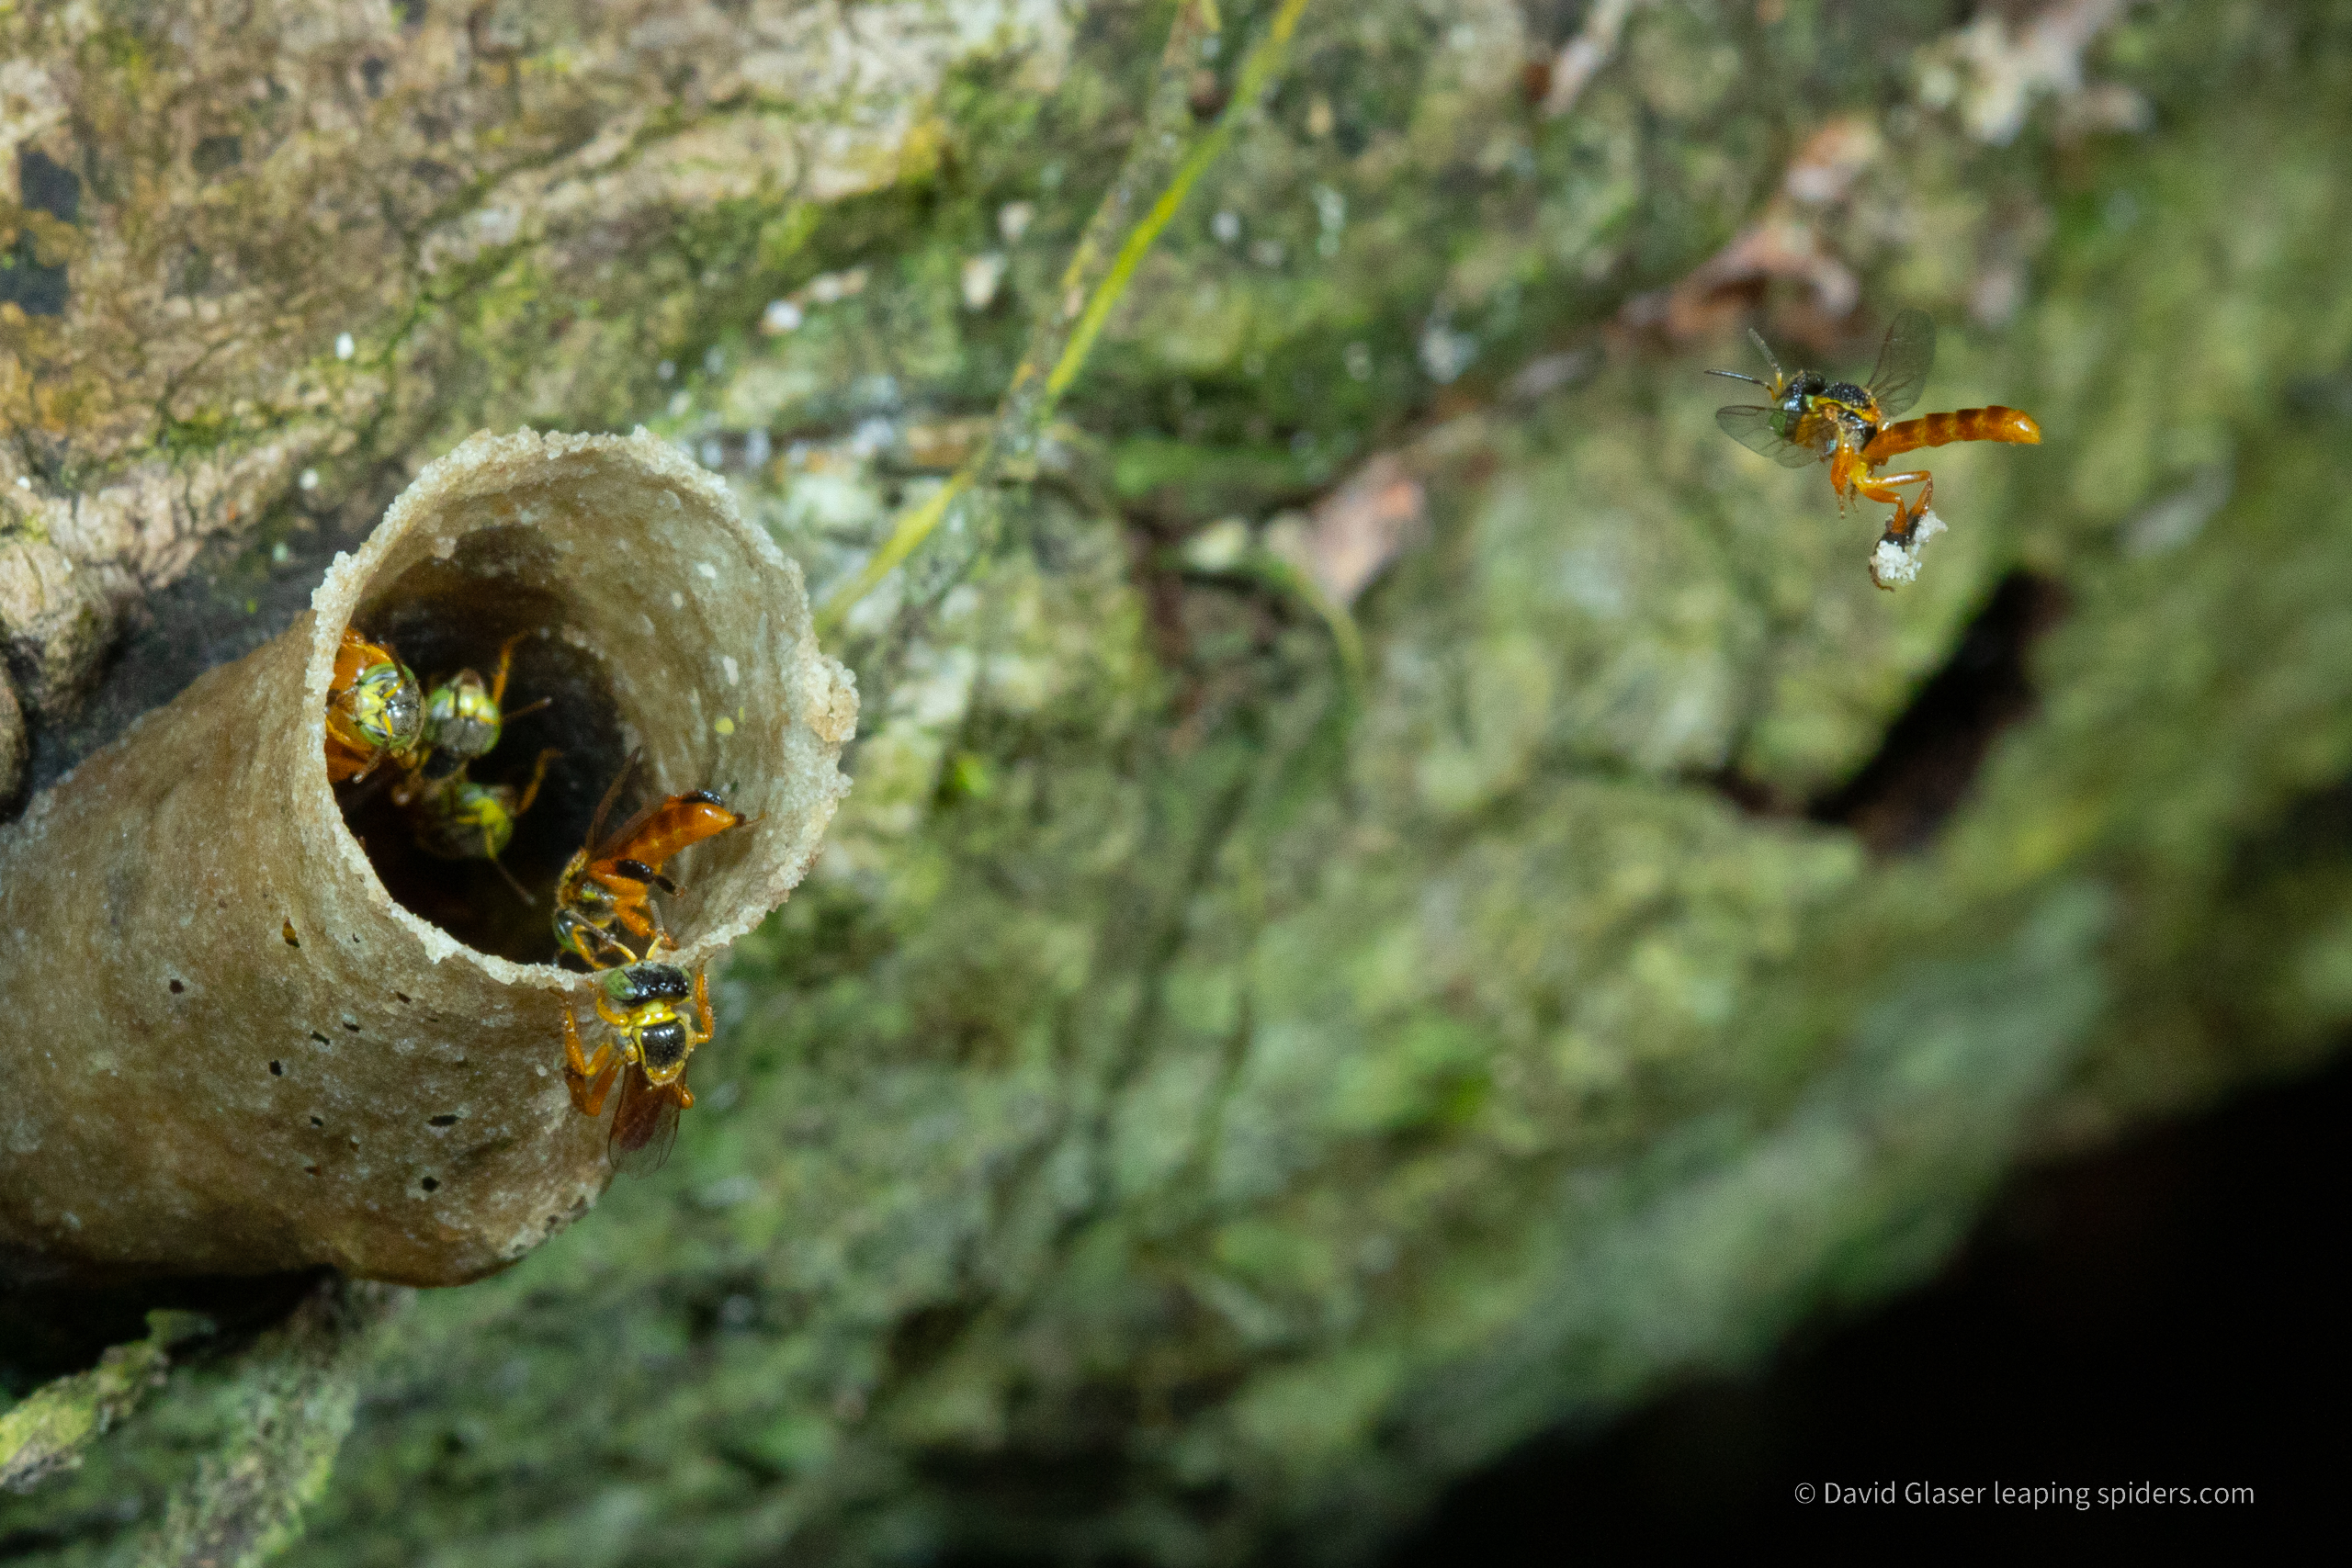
338 528 633 964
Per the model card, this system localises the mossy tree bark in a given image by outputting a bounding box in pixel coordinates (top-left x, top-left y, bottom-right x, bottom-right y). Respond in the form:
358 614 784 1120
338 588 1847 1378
6 1 2352 1563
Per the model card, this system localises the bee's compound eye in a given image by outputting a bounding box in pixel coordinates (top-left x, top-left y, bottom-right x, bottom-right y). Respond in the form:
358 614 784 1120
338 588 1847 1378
376 678 423 745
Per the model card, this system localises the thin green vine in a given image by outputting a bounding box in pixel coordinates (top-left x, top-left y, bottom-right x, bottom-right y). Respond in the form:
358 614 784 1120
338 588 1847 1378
814 0 1317 640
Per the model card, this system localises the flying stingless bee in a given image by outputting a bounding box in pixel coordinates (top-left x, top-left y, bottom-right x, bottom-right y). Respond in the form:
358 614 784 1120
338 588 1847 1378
323 628 425 783
561 961 715 1168
1708 309 2041 587
551 757 754 970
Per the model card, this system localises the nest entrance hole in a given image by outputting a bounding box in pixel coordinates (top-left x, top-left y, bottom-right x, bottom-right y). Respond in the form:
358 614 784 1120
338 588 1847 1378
340 528 632 963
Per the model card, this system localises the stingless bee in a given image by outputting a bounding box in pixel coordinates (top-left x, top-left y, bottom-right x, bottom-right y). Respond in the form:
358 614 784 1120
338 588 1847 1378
560 961 714 1169
324 628 424 783
1707 309 2041 586
399 749 560 900
420 630 549 767
551 756 753 970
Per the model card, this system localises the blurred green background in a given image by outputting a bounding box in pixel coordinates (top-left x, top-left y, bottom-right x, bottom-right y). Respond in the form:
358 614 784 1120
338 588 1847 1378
4 0 2346 1561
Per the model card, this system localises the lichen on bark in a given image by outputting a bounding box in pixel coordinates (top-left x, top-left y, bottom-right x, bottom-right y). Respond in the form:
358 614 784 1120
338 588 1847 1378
2 1314 209 1495
6 1 2352 1564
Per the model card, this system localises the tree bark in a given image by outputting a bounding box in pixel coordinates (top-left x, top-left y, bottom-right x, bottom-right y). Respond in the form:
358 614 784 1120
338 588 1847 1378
6 0 2351 1562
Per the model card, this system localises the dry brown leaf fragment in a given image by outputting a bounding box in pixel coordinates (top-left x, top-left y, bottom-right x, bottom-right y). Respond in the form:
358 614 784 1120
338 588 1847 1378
1272 454 1429 608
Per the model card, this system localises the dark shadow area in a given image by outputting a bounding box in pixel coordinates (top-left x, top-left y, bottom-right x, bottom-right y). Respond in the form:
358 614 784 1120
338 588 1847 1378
0 149 76 317
19 497 377 803
0 1269 326 1400
1806 570 2070 852
1377 1047 2345 1557
931 1043 2336 1564
1704 571 2070 848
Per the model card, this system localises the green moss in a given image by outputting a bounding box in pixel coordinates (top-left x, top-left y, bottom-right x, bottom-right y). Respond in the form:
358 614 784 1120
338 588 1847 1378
1 1314 205 1495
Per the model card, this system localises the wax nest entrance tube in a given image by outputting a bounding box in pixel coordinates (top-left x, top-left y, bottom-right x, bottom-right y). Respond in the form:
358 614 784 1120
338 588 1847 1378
0 430 857 1288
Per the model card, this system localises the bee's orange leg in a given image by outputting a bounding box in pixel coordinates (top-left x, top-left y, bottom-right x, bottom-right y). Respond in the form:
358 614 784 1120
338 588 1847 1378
1877 491 1919 546
610 894 657 945
691 969 715 1044
610 897 673 954
562 1009 620 1117
1883 476 1935 540
1853 467 1931 509
592 927 639 969
490 630 529 709
514 748 560 816
1827 445 1867 512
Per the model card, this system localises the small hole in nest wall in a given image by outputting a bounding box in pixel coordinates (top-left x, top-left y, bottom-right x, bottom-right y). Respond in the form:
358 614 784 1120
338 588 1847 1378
282 920 300 947
168 978 185 994
268 1060 284 1076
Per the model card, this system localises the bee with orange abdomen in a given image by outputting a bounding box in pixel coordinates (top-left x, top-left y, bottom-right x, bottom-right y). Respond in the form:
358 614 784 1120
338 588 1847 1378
324 628 425 783
551 756 754 970
1708 309 2041 587
560 960 713 1170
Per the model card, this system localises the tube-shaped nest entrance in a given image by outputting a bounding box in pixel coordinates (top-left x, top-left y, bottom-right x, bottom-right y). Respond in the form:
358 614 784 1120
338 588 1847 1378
0 431 856 1287
313 431 850 978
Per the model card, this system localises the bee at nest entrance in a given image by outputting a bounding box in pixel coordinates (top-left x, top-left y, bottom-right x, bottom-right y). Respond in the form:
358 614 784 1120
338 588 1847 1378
331 533 634 964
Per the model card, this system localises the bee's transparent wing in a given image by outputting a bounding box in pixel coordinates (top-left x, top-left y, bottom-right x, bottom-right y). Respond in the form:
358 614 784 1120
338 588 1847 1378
586 748 646 858
1716 405 1819 468
610 1066 683 1175
1867 309 1937 420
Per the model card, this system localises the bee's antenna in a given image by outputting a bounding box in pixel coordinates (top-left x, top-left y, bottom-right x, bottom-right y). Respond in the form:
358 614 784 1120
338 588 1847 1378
1745 326 1784 384
485 844 537 905
1704 369 1767 387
